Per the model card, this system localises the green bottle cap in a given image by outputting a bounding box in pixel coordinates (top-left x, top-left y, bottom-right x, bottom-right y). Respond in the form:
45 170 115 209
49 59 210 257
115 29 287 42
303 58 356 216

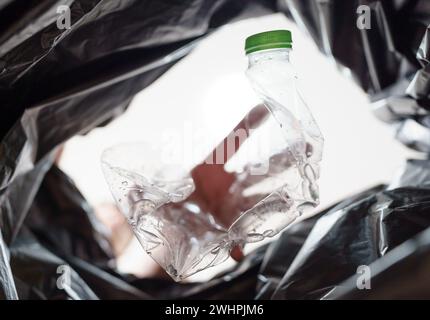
245 30 292 55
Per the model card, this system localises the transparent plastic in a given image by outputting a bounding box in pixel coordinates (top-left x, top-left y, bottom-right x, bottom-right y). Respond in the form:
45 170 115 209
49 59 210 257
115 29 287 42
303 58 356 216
101 47 323 281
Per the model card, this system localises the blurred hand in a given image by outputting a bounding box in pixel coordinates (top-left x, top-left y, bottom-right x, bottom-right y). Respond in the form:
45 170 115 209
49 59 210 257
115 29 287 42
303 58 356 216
188 104 269 261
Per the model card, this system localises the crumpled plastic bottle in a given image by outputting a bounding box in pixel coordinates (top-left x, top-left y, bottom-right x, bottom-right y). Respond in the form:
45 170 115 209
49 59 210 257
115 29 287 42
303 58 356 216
101 30 323 281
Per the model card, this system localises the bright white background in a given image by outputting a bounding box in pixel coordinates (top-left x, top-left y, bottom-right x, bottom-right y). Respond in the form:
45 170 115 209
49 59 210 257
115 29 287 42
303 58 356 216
59 14 419 280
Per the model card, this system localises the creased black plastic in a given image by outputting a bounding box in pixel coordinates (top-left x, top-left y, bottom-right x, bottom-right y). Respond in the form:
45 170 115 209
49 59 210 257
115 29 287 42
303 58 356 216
26 166 112 264
255 185 385 300
0 230 17 300
322 159 430 299
252 1 430 298
264 157 430 300
0 0 278 299
2 0 430 300
325 226 430 299
10 228 99 300
282 0 430 152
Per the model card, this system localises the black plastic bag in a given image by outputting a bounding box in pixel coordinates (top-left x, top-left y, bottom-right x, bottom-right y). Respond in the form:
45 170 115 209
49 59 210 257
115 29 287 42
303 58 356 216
0 0 278 299
2 0 430 300
270 185 430 299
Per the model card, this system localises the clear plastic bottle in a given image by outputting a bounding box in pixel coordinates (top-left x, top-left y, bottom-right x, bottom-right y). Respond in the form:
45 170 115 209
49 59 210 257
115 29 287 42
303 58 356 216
101 30 323 281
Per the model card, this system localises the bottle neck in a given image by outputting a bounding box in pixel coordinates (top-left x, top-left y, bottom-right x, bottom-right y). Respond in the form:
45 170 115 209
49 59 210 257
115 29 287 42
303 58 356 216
247 48 291 68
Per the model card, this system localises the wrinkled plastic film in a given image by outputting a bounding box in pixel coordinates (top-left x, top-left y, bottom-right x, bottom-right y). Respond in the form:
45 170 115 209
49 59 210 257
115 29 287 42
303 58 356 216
2 0 430 300
0 230 17 300
0 0 278 298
